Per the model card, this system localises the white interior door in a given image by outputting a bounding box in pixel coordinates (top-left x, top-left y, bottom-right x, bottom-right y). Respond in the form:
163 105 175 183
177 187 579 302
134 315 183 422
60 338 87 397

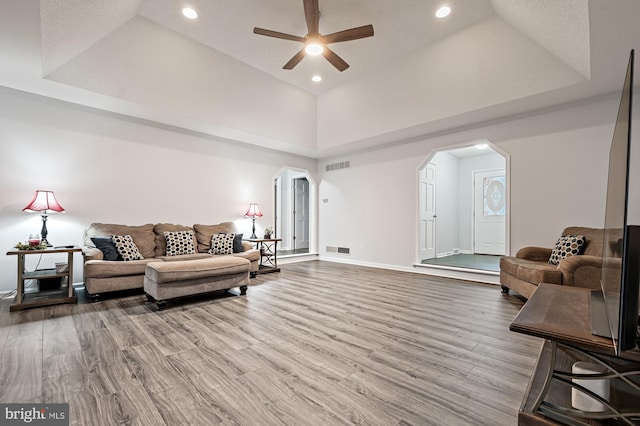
473 170 506 255
293 177 309 250
419 163 436 260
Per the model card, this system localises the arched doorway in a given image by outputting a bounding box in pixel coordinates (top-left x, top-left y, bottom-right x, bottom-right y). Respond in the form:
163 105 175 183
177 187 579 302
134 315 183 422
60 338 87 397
274 167 316 256
417 141 509 273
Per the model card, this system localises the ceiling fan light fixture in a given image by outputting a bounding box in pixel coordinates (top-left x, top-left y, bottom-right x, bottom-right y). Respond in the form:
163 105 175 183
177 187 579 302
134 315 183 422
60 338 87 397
253 0 374 71
305 42 324 56
182 7 198 19
435 6 451 18
311 75 322 82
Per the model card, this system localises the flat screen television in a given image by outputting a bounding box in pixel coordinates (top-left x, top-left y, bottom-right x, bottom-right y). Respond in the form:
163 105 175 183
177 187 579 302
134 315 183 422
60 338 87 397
592 49 640 355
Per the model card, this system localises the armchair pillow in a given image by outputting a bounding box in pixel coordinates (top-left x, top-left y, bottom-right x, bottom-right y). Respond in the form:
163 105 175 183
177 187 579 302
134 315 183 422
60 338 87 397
548 235 586 265
112 235 145 261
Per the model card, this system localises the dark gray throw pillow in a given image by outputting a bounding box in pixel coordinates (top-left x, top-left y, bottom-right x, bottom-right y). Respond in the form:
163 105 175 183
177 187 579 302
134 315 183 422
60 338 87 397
91 237 122 261
233 233 244 253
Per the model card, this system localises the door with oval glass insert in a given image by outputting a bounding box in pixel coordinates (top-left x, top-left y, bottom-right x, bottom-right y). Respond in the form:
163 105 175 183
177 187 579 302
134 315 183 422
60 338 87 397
473 169 506 255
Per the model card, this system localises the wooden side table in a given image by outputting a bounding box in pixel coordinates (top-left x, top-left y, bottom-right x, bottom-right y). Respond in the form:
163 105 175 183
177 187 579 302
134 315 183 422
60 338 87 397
6 246 81 312
245 238 282 274
510 284 640 425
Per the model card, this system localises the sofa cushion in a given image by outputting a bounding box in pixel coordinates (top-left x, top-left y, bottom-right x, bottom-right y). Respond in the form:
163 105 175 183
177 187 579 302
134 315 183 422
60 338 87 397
155 253 213 261
113 235 145 261
90 237 122 261
230 249 260 263
194 222 237 253
85 223 156 259
549 235 586 265
84 258 161 278
500 257 562 285
209 233 235 255
153 224 195 257
164 230 196 256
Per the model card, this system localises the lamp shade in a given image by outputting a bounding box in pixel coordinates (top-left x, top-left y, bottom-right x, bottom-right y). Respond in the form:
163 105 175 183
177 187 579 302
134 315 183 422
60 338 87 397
244 203 263 218
22 190 65 213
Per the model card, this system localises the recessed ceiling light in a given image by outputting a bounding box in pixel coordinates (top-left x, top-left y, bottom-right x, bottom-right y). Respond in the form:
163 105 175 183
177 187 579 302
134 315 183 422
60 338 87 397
182 7 198 19
435 6 451 18
312 75 322 83
475 143 488 150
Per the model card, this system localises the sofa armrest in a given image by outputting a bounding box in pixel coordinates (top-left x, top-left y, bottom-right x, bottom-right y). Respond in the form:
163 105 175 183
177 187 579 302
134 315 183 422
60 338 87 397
557 255 603 289
241 241 254 252
82 247 104 261
515 246 553 262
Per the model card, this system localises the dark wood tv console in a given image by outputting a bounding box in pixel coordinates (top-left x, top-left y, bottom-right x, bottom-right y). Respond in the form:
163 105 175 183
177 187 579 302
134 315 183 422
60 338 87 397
510 284 640 425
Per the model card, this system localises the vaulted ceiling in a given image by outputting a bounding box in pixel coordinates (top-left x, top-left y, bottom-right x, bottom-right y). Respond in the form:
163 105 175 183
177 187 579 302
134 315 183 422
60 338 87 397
1 0 639 157
40 0 591 95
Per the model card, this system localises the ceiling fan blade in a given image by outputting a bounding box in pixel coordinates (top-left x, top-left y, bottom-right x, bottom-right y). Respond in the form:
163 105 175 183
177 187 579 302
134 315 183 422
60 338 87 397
283 49 306 70
303 0 320 35
254 27 306 43
323 24 374 44
323 46 349 72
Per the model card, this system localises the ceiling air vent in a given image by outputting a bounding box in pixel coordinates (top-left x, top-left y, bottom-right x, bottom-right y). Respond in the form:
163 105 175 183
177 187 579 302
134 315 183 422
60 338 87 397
326 161 350 172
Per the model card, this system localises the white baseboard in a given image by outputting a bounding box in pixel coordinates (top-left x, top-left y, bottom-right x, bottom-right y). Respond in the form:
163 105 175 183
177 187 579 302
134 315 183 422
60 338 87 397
278 253 319 264
317 255 499 285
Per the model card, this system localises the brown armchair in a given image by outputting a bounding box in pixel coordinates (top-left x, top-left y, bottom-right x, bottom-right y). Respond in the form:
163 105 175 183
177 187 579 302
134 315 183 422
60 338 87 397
499 227 606 299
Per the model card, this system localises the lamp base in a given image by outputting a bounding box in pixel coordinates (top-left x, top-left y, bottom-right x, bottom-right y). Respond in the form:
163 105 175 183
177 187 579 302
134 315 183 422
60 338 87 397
40 213 52 247
250 217 257 239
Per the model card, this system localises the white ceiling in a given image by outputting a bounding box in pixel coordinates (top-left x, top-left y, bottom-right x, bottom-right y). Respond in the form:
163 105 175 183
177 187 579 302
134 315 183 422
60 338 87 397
40 0 590 95
1 0 639 158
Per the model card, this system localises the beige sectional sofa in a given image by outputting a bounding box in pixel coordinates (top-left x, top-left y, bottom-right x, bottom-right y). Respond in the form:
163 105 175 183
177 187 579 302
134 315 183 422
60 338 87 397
82 222 259 302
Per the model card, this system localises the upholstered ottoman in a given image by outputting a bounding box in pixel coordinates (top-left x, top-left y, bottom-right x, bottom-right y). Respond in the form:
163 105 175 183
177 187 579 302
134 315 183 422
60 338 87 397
144 256 250 309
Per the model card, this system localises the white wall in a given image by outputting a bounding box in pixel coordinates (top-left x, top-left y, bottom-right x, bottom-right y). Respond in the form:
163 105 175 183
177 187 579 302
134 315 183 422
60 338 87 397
319 96 619 271
0 86 316 292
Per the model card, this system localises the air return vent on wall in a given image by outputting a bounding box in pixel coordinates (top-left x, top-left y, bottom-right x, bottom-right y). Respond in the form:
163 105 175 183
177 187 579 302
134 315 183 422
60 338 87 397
326 161 350 172
326 246 350 254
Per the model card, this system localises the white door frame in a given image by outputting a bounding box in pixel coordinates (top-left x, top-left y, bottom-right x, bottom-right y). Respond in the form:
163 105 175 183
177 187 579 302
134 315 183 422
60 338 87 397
292 177 310 250
273 167 317 254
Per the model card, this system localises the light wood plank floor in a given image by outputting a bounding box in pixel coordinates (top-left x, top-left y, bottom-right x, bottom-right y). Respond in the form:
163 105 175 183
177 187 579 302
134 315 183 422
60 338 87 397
0 260 540 425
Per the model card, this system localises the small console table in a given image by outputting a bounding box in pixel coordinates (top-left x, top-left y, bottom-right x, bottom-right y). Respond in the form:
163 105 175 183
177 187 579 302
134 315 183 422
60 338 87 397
6 246 81 312
510 284 640 425
245 238 281 274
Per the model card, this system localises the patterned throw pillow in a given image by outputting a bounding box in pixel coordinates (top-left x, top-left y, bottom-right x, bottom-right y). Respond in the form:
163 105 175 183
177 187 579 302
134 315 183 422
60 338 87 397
164 230 196 256
112 234 145 261
548 235 586 265
209 233 235 255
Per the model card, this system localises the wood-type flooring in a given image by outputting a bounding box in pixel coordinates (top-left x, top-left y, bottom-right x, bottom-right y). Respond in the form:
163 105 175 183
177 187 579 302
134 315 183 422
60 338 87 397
0 260 540 425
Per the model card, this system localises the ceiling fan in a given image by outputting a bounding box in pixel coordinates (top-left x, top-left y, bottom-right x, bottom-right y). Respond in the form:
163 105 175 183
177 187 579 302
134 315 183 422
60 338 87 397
253 0 374 72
